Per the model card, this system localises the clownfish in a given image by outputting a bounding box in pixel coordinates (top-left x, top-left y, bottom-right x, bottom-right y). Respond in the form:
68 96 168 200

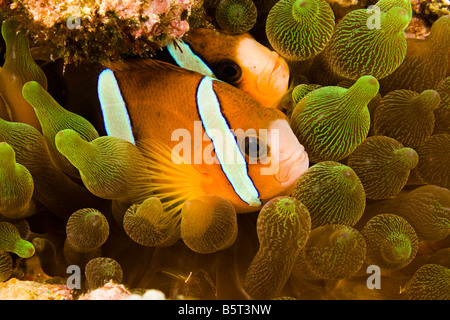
174 28 290 109
98 59 308 214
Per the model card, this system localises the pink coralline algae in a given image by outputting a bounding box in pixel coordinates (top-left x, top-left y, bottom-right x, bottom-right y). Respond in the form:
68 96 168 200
79 281 131 300
1 0 194 64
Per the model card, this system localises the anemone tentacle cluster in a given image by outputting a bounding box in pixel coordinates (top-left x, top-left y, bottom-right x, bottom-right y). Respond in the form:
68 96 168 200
215 0 257 34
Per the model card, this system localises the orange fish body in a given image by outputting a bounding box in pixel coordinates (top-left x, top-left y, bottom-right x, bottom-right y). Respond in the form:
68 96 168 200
100 59 307 213
183 28 290 109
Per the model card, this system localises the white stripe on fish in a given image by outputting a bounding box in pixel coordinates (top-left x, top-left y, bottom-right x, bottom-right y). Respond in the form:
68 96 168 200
196 76 261 207
97 69 136 145
167 40 217 79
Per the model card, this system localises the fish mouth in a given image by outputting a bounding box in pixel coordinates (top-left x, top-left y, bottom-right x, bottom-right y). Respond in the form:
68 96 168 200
256 51 289 96
275 147 309 186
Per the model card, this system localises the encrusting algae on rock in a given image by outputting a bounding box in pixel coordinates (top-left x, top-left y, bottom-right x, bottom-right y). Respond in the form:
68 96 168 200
0 0 449 301
0 0 194 65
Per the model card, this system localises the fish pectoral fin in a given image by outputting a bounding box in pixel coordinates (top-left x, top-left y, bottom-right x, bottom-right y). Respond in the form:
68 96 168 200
133 139 209 214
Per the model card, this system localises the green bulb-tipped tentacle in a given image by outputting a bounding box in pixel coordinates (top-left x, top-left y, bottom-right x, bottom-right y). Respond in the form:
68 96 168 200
375 0 412 19
414 90 442 113
433 77 450 135
373 89 441 148
366 185 450 241
0 19 47 130
381 6 411 34
215 0 257 34
290 75 379 162
181 195 237 253
391 147 419 171
32 237 62 277
285 84 321 118
291 0 319 20
55 129 149 203
22 81 100 178
361 214 418 270
414 134 450 189
402 263 450 300
0 94 11 121
266 0 335 61
66 208 109 252
85 257 123 290
292 224 366 280
124 197 180 247
402 264 450 300
291 161 365 228
379 15 450 94
426 14 450 44
0 119 103 218
324 7 409 80
0 217 30 240
0 250 12 282
0 142 34 219
381 233 412 263
347 136 418 199
244 196 311 299
0 221 35 258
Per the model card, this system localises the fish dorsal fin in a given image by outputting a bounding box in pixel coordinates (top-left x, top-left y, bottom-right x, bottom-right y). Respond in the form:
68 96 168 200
104 58 199 77
98 58 203 144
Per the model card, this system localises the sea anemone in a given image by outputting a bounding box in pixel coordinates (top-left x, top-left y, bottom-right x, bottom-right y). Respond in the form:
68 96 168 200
0 221 35 258
414 134 450 189
244 197 311 299
323 6 410 80
22 81 100 178
266 0 335 61
0 142 34 219
0 19 47 130
290 75 379 162
366 185 450 242
123 197 180 247
373 89 441 148
433 77 450 135
85 257 123 290
181 194 238 254
66 208 109 252
215 0 257 34
291 161 366 228
361 214 418 270
0 0 448 301
379 15 450 94
347 136 419 199
401 264 450 300
0 119 103 219
55 130 149 203
0 250 12 282
292 224 366 280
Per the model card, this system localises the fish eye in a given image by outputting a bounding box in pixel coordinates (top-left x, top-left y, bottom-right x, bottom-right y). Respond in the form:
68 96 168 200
214 60 242 83
239 135 268 162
